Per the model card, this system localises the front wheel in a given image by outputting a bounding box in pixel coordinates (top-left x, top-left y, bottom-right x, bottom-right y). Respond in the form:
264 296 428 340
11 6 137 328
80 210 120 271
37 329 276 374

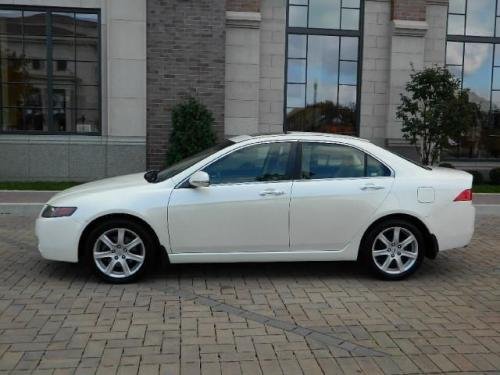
84 219 155 283
361 219 425 280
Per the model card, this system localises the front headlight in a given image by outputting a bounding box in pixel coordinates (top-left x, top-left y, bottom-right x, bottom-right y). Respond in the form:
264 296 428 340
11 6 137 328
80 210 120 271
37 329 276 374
41 205 77 218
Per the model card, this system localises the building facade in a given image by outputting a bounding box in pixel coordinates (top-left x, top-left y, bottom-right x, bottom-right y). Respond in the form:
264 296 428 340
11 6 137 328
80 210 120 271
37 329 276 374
0 0 499 181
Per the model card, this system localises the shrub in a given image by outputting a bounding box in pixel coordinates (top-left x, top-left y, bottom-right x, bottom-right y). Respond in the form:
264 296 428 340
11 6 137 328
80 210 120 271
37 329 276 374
439 163 455 168
166 97 217 166
466 170 484 185
490 168 500 185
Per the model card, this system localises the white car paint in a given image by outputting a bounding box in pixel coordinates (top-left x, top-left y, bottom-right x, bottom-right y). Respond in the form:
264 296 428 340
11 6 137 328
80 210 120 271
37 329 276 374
35 133 475 267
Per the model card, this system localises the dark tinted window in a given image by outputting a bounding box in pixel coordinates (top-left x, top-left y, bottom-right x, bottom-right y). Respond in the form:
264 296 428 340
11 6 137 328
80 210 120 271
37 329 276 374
203 142 293 185
301 142 391 179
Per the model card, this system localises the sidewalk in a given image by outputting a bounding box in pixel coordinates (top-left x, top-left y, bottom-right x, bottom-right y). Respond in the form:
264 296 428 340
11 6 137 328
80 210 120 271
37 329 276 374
1 190 500 216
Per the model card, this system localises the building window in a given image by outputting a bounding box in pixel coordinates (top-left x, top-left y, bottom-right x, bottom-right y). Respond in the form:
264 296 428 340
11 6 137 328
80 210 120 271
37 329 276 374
0 6 100 134
446 0 500 158
285 0 362 135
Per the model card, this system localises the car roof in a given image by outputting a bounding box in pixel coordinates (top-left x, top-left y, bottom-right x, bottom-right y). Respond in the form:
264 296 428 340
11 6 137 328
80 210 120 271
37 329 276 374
229 132 370 144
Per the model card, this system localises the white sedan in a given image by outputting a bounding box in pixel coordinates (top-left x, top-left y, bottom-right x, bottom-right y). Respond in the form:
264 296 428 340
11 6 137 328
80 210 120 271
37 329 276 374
36 133 475 283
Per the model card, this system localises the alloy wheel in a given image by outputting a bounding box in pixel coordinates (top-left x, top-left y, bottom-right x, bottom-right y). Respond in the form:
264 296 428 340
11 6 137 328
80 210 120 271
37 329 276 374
93 228 145 279
371 226 418 275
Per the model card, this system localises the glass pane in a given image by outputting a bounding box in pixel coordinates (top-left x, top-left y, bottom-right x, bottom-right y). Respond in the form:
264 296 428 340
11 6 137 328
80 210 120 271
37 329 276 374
75 13 98 38
77 85 99 109
341 8 359 30
53 60 75 79
52 12 74 37
76 61 98 85
496 44 500 65
447 65 463 80
53 108 74 132
339 61 357 85
76 109 99 133
24 36 47 60
287 83 305 107
23 107 46 131
53 84 75 109
448 14 465 35
1 107 23 131
288 34 307 58
492 90 500 110
76 38 98 61
288 59 306 83
23 11 47 36
309 0 340 29
288 6 307 27
53 37 74 60
463 43 493 110
1 59 28 82
497 17 500 37
290 0 308 4
342 0 360 8
340 37 358 61
338 85 356 106
25 84 47 107
301 143 364 179
367 155 391 177
306 35 339 105
449 0 466 14
0 35 22 59
466 0 495 36
1 83 25 106
446 42 463 65
0 10 22 35
494 67 500 89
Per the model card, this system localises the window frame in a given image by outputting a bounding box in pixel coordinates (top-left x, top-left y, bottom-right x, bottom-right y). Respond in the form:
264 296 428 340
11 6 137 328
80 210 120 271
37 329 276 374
295 141 394 181
284 0 365 136
0 4 102 135
177 141 300 188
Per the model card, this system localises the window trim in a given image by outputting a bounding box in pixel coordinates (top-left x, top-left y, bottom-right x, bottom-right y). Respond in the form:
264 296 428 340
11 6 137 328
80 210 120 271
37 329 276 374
296 141 395 181
283 0 365 136
0 4 102 135
176 141 300 189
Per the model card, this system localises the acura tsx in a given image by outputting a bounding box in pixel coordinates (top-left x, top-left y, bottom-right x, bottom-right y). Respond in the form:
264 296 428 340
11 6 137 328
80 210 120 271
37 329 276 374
36 133 475 283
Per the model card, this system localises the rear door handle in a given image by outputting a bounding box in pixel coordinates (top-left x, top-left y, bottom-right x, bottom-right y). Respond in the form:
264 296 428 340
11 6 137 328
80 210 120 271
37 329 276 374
360 184 385 191
259 189 285 196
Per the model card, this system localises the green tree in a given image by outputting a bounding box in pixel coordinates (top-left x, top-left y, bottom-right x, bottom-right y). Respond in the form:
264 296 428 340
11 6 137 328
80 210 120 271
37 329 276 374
396 66 475 165
166 97 217 165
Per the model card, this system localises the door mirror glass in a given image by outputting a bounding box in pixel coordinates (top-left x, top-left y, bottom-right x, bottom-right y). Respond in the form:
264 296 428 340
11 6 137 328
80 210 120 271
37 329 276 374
189 171 210 188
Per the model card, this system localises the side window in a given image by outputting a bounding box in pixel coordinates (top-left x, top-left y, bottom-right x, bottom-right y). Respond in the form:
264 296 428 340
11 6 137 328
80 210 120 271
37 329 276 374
366 155 391 177
203 142 293 185
300 143 392 179
301 143 365 179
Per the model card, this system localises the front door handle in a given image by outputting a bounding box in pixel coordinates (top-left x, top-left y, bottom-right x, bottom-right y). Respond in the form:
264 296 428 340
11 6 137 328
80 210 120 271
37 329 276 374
360 184 385 191
259 189 285 197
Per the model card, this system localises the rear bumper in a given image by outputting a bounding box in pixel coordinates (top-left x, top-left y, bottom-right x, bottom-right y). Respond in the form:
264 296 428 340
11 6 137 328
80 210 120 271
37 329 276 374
427 203 475 252
35 213 82 263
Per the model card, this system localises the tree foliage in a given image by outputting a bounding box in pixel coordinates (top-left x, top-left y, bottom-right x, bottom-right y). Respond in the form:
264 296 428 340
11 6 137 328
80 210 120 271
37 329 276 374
396 66 476 165
166 97 217 166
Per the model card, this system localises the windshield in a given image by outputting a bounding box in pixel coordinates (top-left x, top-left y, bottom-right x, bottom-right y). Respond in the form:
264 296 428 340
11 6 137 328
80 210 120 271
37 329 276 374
156 140 234 182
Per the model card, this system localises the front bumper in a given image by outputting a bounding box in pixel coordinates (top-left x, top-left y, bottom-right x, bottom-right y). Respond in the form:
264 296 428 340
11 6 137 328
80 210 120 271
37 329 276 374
35 213 82 263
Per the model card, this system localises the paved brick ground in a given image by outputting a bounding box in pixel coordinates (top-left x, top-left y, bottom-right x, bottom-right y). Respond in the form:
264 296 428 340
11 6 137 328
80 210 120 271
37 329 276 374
0 214 499 374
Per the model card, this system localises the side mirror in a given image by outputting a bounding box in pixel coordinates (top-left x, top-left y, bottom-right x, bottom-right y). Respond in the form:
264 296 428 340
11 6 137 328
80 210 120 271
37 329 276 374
189 171 210 188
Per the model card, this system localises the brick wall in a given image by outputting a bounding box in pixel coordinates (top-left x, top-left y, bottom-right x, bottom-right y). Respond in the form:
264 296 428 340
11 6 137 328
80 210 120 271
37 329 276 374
391 0 426 21
146 1 226 170
226 0 260 12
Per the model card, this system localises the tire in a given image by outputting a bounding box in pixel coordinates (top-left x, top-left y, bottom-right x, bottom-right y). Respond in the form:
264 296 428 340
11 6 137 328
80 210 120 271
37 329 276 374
83 218 156 283
360 219 425 280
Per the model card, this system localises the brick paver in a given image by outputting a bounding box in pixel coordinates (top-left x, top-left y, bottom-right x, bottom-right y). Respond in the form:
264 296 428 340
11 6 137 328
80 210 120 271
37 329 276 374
0 214 498 374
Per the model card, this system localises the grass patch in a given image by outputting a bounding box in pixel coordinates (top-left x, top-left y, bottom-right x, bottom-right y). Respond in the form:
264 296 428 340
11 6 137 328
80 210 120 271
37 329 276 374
0 181 82 191
473 184 500 193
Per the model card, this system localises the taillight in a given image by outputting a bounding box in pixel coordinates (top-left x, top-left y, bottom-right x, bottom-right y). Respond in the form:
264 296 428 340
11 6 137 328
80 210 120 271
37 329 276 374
454 189 473 202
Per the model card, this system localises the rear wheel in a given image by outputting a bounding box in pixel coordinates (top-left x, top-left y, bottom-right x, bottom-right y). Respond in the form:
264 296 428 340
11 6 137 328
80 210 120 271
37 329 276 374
361 219 424 280
84 219 155 283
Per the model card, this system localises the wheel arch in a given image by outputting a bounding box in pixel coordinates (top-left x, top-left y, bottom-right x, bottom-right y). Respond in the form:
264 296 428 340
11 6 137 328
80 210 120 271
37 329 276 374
359 213 438 260
78 213 167 263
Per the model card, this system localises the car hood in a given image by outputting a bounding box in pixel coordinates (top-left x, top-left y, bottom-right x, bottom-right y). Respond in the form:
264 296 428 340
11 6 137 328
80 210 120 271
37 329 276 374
48 173 150 204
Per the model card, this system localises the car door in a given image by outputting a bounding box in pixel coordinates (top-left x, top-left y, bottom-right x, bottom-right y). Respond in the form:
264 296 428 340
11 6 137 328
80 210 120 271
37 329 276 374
290 142 394 251
168 141 296 253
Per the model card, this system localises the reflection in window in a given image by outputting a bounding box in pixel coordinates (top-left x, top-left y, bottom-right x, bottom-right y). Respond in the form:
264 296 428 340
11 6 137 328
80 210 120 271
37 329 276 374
286 0 360 135
0 6 100 133
446 0 500 158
